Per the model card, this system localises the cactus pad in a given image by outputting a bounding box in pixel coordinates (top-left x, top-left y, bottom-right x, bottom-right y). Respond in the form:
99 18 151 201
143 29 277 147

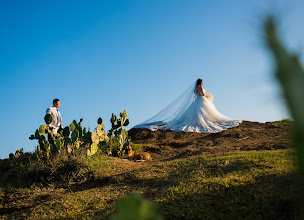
38 135 46 145
71 129 79 142
69 123 76 131
58 127 64 136
117 119 122 128
124 118 130 126
87 143 98 156
83 131 92 144
91 132 99 144
44 114 53 125
39 125 47 136
63 126 70 137
64 136 72 145
96 124 105 137
55 138 63 150
74 141 81 149
120 110 128 120
35 129 40 139
111 113 117 124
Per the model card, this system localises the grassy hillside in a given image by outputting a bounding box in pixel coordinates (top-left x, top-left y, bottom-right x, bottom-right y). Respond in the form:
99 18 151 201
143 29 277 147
0 121 299 219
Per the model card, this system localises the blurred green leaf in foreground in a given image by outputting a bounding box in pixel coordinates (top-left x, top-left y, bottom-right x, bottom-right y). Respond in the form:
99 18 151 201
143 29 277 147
264 16 304 215
110 194 164 220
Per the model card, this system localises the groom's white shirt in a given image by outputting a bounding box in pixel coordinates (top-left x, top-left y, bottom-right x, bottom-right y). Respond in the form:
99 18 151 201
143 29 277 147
46 107 62 134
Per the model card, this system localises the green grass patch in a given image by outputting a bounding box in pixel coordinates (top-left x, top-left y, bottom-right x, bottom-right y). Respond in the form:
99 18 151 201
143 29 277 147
158 150 297 219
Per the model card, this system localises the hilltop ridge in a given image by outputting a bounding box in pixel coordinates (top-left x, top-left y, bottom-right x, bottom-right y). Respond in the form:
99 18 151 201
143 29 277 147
129 120 291 161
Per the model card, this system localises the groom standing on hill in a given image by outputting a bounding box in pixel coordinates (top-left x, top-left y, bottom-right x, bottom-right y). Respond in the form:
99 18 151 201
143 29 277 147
46 99 63 134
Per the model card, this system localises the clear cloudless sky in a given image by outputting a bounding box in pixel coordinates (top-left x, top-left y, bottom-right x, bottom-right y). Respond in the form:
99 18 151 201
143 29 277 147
0 0 303 159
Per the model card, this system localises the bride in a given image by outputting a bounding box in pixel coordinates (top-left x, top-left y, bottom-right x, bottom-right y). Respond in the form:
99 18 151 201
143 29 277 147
134 78 242 133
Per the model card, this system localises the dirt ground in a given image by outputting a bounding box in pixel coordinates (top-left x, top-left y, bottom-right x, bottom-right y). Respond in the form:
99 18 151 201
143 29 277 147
128 121 292 161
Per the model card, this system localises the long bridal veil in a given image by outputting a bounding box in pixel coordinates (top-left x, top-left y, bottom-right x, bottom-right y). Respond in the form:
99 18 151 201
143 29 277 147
134 81 242 133
135 82 197 130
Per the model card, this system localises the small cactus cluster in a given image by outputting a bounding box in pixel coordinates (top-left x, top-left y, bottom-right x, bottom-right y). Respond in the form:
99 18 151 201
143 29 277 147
86 117 108 156
9 148 24 160
107 110 131 157
8 148 31 165
29 115 87 158
54 118 86 155
29 114 54 158
109 110 130 135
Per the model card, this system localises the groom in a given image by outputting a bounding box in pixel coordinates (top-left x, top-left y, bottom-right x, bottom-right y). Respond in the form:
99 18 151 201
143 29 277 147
46 99 63 134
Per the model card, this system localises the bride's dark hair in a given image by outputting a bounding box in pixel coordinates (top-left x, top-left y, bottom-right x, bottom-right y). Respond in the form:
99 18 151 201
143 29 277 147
196 78 203 86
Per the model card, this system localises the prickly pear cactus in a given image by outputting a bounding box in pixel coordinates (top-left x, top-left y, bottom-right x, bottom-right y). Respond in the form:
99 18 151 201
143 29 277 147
74 140 81 149
71 129 79 142
91 132 99 144
9 153 15 160
35 129 40 139
123 138 131 148
69 123 76 131
58 127 64 136
120 110 128 121
28 112 119 159
63 126 70 137
29 116 94 159
64 136 72 146
40 139 51 154
124 118 130 126
107 110 131 156
111 113 117 124
96 124 105 137
119 129 128 144
15 148 20 158
38 135 46 145
44 114 53 125
77 125 83 137
72 118 84 137
83 131 92 144
118 129 128 155
39 125 47 136
87 143 98 156
117 119 122 128
55 138 64 151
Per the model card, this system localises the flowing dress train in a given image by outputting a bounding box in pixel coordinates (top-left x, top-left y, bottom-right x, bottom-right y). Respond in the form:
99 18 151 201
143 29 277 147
134 82 242 133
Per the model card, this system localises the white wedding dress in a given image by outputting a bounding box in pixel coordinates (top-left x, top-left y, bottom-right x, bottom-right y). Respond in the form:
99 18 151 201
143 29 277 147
134 82 242 133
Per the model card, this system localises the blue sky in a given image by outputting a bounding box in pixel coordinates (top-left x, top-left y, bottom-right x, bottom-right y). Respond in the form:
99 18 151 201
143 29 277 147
0 0 303 159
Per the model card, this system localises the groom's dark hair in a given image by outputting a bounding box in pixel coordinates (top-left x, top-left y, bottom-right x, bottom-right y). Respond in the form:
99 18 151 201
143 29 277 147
53 99 60 105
